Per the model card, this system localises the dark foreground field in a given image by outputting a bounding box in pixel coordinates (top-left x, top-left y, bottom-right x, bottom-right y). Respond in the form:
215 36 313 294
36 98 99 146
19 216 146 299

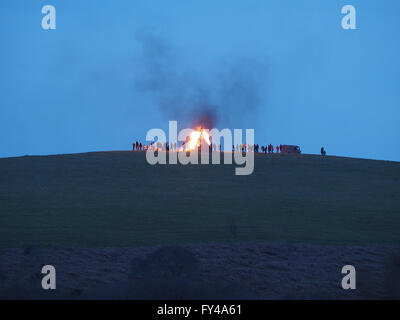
0 151 399 247
1 243 400 299
0 151 399 299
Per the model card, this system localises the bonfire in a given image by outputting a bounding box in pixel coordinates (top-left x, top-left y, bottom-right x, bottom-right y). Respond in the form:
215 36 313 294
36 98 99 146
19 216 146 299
184 127 211 151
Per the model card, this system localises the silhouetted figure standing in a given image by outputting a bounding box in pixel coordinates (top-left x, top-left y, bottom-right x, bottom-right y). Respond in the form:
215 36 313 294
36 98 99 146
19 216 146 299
321 147 326 156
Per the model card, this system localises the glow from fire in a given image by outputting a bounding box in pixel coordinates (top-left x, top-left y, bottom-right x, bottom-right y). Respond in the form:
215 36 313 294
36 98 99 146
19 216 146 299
186 128 211 151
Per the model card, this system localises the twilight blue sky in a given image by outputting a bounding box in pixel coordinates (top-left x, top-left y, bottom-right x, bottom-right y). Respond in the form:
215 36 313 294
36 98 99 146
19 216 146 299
0 0 399 161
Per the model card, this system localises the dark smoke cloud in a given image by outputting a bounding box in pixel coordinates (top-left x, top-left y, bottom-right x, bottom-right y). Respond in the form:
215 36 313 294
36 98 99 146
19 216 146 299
134 31 267 130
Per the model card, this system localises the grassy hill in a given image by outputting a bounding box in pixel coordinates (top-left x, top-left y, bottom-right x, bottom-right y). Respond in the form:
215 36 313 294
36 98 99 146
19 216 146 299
0 151 399 248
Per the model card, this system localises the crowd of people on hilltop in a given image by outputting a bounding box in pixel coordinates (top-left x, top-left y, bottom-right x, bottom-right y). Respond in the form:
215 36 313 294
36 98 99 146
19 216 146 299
132 141 144 151
232 144 282 153
133 141 284 153
219 143 289 154
132 141 178 151
133 140 327 156
260 144 281 154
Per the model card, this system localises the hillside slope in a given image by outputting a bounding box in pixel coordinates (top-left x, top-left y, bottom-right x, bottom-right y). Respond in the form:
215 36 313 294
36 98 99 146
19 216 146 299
0 151 399 248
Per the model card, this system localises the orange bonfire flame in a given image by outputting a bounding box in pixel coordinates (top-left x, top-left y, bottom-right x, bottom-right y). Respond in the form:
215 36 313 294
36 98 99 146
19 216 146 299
185 127 211 151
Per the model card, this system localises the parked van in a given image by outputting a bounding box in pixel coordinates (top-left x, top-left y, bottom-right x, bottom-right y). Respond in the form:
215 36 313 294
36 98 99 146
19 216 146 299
281 145 301 154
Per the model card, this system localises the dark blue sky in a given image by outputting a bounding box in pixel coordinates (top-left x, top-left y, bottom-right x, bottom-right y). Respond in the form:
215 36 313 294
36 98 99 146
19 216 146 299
0 0 399 161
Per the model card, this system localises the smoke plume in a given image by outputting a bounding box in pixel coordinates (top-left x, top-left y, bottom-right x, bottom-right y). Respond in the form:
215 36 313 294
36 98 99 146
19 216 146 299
134 31 267 130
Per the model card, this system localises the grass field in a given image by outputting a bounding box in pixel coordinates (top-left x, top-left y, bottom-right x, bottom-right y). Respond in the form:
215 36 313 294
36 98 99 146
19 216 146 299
0 151 399 248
